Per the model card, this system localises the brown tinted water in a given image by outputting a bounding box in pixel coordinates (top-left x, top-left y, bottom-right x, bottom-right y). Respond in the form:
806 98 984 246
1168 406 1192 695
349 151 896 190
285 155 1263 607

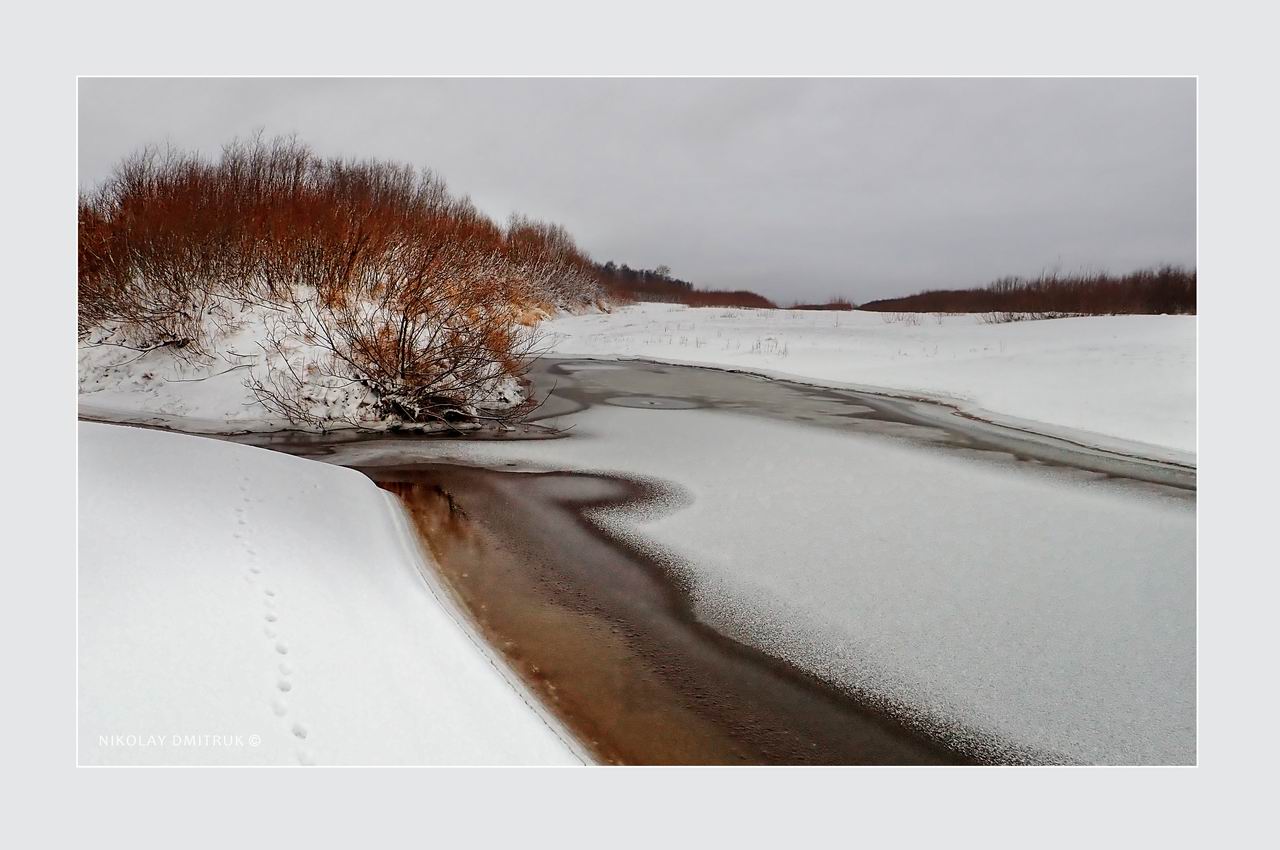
371 463 971 765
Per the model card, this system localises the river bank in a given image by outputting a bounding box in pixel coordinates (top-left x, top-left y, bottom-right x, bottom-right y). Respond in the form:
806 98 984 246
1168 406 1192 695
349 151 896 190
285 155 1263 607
77 421 581 765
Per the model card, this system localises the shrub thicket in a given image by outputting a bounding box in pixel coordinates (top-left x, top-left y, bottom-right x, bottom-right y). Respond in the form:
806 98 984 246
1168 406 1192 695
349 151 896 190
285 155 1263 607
79 137 602 426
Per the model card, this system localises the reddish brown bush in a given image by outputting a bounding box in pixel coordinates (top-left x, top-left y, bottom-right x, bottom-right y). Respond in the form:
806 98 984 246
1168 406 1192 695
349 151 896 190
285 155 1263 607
680 289 778 308
504 214 600 307
78 136 601 426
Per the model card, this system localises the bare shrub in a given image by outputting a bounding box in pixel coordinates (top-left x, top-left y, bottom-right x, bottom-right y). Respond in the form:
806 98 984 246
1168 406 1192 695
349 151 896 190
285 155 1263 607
978 310 1081 324
247 278 537 428
79 136 587 428
504 215 601 307
77 148 236 357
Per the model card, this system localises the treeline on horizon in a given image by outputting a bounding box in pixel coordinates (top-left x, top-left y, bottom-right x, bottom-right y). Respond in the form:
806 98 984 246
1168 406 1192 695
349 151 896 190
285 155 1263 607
593 260 777 309
595 263 1198 317
859 266 1196 316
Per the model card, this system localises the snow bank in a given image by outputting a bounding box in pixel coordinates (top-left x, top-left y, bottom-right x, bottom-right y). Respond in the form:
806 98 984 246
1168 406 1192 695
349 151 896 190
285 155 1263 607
539 303 1196 458
78 421 580 765
78 299 524 433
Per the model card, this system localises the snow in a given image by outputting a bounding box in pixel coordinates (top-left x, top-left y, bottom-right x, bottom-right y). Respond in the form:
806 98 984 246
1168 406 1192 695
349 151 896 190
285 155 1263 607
338 361 1196 764
77 421 580 765
538 303 1196 460
78 298 523 433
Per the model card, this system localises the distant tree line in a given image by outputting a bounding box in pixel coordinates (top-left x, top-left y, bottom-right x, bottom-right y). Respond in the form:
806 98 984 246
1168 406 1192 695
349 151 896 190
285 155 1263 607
859 266 1195 315
592 260 776 309
789 297 856 311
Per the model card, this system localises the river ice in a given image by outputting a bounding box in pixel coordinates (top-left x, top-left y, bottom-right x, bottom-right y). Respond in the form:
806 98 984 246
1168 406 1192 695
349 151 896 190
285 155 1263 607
540 303 1197 460
361 362 1195 764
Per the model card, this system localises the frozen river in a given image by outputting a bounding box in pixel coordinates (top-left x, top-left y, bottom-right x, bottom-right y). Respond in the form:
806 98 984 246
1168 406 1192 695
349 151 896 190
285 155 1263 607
249 358 1195 764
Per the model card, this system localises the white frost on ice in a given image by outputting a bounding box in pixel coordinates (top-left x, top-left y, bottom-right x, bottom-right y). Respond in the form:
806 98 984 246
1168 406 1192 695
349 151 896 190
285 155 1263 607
77 421 579 765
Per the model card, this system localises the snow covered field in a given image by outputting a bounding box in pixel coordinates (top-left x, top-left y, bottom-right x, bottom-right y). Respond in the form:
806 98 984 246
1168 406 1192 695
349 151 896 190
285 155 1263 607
539 304 1196 460
78 422 580 765
336 361 1196 764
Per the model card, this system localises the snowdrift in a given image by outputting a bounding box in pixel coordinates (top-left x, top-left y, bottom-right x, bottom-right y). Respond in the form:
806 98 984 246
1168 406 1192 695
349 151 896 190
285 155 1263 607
78 421 580 765
78 298 528 433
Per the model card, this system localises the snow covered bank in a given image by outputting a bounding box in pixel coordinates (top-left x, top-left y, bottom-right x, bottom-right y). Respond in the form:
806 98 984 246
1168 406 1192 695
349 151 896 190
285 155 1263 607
78 298 526 434
539 303 1196 459
78 422 580 765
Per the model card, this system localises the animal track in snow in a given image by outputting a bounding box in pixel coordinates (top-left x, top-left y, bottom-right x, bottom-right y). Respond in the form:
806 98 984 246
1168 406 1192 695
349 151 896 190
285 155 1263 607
237 476 315 764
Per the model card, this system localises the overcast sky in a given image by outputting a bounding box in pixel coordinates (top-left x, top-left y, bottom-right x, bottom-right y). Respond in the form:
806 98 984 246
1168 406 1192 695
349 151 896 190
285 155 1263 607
78 78 1195 303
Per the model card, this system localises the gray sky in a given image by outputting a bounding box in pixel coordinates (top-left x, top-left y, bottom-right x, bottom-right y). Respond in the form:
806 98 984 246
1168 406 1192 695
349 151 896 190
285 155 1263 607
78 78 1195 303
